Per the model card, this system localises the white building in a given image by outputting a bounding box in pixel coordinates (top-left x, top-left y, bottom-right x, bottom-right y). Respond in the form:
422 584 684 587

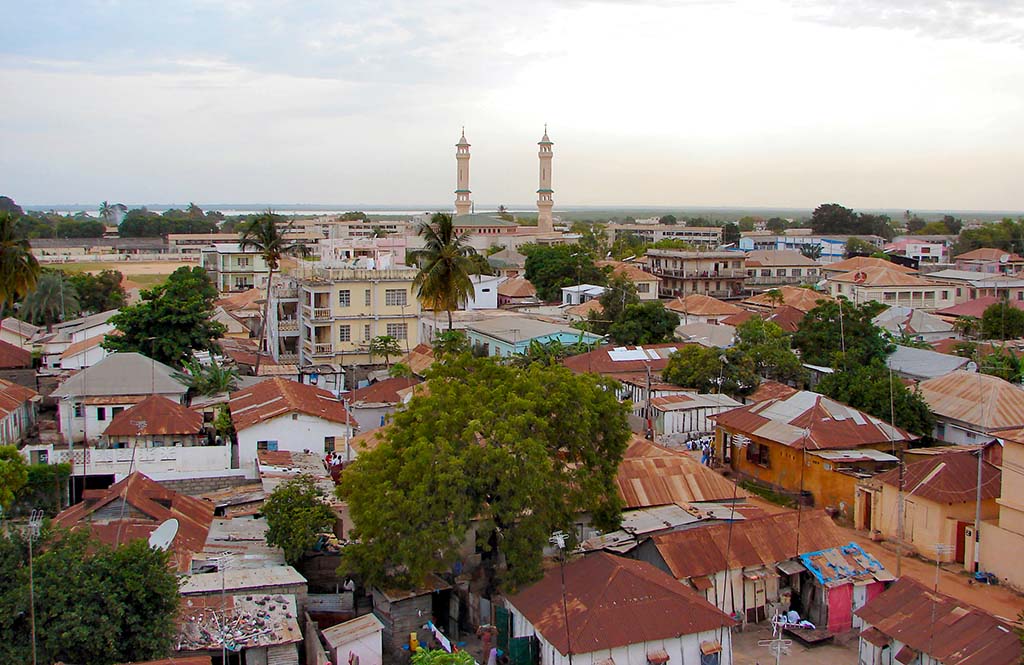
507 552 734 665
466 274 505 310
321 614 384 665
49 352 188 444
561 284 606 306
230 377 357 478
33 309 118 370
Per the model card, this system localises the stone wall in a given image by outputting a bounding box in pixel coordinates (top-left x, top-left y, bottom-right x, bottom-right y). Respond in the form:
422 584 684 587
157 474 251 495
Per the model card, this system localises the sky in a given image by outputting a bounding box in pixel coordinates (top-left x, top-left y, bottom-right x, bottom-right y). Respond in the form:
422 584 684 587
2 0 1024 211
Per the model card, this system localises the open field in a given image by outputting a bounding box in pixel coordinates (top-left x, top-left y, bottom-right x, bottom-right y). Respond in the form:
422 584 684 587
48 260 196 289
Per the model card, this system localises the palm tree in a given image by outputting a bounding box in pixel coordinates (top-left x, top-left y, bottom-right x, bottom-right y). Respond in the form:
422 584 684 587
177 358 240 396
99 201 113 224
21 272 79 328
409 213 476 331
238 210 309 374
187 202 204 220
0 212 41 318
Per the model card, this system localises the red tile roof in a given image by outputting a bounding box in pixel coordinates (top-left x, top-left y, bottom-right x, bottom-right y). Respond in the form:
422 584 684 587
742 286 833 313
767 304 805 332
714 390 913 450
507 552 734 655
102 394 204 437
497 277 537 298
399 343 435 376
53 472 214 572
0 378 38 418
0 337 31 368
830 265 937 287
230 377 354 431
875 451 1000 504
666 293 742 317
720 310 759 327
651 510 843 579
823 256 917 274
618 437 746 506
595 260 659 283
855 577 1021 665
350 376 421 405
953 247 1024 262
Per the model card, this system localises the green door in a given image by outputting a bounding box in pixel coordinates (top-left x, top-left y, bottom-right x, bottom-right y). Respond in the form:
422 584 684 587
495 605 510 652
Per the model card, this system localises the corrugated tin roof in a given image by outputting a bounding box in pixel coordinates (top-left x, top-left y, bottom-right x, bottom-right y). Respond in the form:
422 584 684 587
666 294 742 317
742 286 834 313
507 552 734 655
822 256 917 274
618 438 747 507
715 390 913 450
954 247 1024 262
831 265 937 287
749 381 799 403
102 394 204 437
51 352 186 399
919 370 1024 431
874 451 1000 504
562 343 683 376
321 613 385 648
799 542 890 587
652 510 843 579
856 577 1021 665
886 345 969 381
230 377 355 431
0 337 31 368
497 276 537 298
0 379 38 419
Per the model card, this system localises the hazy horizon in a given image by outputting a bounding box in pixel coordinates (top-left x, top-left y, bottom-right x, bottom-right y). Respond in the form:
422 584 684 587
4 1 1023 210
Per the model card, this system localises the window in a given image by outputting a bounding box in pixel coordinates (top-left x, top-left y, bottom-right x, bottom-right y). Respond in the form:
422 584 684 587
338 290 351 307
339 325 351 342
112 406 124 417
385 289 408 306
324 436 335 453
364 324 371 341
96 407 106 421
386 323 408 339
257 440 279 451
941 291 949 300
238 257 250 267
637 283 650 293
745 441 770 468
760 269 771 277
956 287 962 297
73 403 83 418
792 269 802 277
365 289 372 306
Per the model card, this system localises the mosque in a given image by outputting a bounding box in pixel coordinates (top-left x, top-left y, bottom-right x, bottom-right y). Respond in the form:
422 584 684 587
452 127 556 235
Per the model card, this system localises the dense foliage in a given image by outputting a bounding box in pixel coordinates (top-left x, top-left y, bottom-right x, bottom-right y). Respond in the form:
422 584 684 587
177 358 240 395
953 217 1024 255
20 272 80 327
0 211 41 317
103 266 225 366
339 354 630 591
522 244 607 302
0 528 180 665
981 300 1024 340
792 299 891 368
263 474 337 565
816 362 935 437
810 203 895 240
607 301 679 345
662 345 759 396
0 444 28 511
118 205 219 237
734 318 806 385
65 269 126 313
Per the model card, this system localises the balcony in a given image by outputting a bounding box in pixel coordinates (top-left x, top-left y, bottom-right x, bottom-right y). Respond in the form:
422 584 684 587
649 268 747 279
746 274 818 286
278 319 299 332
304 340 334 356
303 305 333 321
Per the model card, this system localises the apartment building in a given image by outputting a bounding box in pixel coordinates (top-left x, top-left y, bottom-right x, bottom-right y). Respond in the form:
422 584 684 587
201 244 270 294
644 249 745 299
743 249 821 288
285 263 422 367
826 264 955 311
605 223 723 248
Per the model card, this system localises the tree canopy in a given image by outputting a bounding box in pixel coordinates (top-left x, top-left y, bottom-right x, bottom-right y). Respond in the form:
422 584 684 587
607 301 678 346
339 355 630 591
953 217 1024 255
118 206 219 237
0 211 40 317
815 362 935 437
734 318 806 385
263 474 337 566
662 345 760 396
981 300 1024 340
176 358 240 396
0 527 180 665
792 299 891 368
0 445 28 511
810 203 895 240
522 244 607 302
64 269 126 313
20 271 80 327
409 213 478 330
103 266 225 366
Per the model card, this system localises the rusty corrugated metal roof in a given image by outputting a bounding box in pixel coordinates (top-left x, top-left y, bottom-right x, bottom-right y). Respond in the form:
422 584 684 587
102 394 204 437
856 577 1021 665
230 377 355 430
507 552 733 656
875 451 1001 504
651 510 843 579
919 370 1024 431
714 390 913 450
618 438 746 507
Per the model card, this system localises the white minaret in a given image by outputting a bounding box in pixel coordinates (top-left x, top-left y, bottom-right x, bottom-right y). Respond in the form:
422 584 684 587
455 128 472 216
537 125 554 233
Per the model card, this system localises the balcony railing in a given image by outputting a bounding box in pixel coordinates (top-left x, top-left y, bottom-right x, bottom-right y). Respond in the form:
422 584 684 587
278 319 299 332
745 275 818 286
303 305 333 321
303 341 334 356
660 288 742 299
648 268 747 279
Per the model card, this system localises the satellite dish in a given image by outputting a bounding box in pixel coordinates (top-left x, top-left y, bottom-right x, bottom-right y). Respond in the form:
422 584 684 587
966 361 978 373
148 518 179 551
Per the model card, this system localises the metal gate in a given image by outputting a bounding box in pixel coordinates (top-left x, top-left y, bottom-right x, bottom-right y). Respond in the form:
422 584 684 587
508 636 537 665
495 605 511 652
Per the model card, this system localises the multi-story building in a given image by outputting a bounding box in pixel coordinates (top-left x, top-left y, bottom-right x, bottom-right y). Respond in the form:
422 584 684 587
953 247 1024 274
606 224 722 248
743 249 821 288
282 262 422 367
201 244 270 294
644 250 745 299
825 264 955 311
739 232 885 263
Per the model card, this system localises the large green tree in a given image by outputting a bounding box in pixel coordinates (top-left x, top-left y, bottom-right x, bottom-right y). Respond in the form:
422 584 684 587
409 213 477 330
586 274 639 337
0 211 40 317
606 301 679 345
339 355 630 591
792 299 891 368
662 345 760 396
369 335 402 366
0 527 180 665
65 269 126 313
103 266 225 366
815 362 935 437
981 300 1024 340
238 211 309 374
734 318 806 385
522 243 607 302
811 203 895 240
0 445 28 512
263 474 337 566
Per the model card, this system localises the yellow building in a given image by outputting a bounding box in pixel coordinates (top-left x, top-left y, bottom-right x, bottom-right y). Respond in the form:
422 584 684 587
856 451 1000 564
977 428 1024 589
292 265 421 367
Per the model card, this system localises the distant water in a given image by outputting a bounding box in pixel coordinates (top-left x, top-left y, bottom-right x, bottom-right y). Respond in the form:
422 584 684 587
22 205 543 217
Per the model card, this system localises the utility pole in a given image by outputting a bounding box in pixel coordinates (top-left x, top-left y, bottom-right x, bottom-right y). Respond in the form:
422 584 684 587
973 448 983 573
28 509 43 665
549 531 573 665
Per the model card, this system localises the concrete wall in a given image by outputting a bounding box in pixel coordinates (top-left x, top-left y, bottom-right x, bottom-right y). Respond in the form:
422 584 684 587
156 473 251 495
237 414 355 478
47 444 233 479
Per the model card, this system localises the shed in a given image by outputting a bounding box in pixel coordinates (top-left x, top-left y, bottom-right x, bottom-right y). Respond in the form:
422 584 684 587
371 574 454 662
798 542 893 633
322 613 385 665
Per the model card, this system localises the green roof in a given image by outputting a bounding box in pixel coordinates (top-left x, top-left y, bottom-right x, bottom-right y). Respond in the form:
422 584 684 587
453 213 518 228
